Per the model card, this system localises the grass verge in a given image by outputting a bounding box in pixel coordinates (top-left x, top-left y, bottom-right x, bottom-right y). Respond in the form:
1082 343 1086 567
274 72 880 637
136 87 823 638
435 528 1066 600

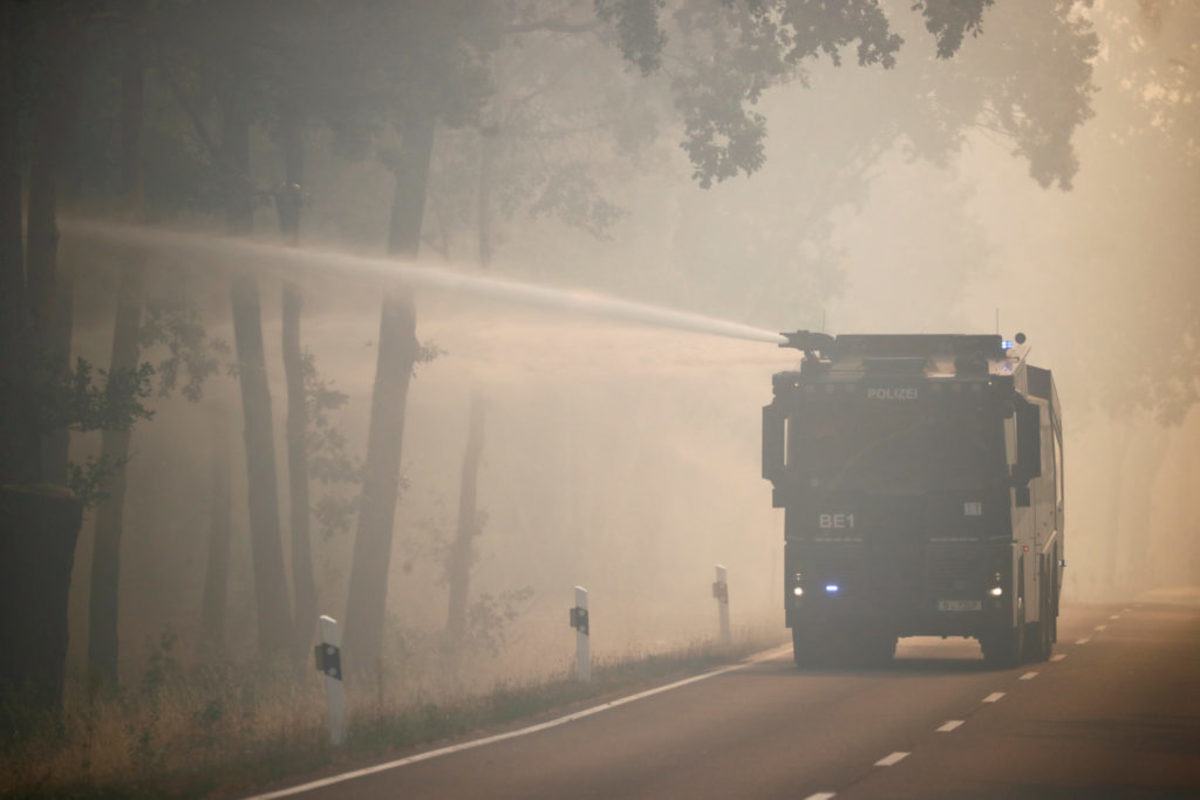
2 630 785 799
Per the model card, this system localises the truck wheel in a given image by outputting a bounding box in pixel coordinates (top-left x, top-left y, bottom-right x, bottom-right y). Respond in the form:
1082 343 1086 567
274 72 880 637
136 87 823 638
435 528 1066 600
1026 620 1046 662
863 634 897 667
981 593 1025 669
1025 564 1054 662
792 627 819 668
1037 564 1054 660
1039 616 1054 660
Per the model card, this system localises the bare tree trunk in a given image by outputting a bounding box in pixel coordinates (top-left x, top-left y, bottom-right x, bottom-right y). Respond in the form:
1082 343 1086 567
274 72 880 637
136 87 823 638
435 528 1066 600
222 83 292 658
200 413 233 655
276 104 304 248
87 18 146 690
0 5 38 487
25 13 84 485
444 124 494 652
0 9 85 727
276 105 318 654
477 126 497 270
343 291 419 675
386 114 435 258
445 393 486 646
282 285 317 650
344 111 436 677
0 487 82 733
87 262 143 687
231 274 292 657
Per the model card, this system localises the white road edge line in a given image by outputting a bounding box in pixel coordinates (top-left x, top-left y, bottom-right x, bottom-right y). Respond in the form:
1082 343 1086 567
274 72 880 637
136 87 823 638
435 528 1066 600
875 751 910 767
242 644 794 799
982 692 1006 703
1051 654 1066 662
804 793 837 800
1019 671 1038 681
1075 637 1091 645
936 720 964 732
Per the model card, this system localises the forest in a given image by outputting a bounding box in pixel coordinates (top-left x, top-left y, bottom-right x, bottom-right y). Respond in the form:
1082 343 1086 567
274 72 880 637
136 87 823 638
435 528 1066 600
1 1 1197 796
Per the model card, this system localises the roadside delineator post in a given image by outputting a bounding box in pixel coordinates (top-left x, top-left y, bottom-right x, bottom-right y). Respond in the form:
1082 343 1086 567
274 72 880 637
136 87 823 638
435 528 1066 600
713 564 731 647
314 615 346 746
569 586 591 682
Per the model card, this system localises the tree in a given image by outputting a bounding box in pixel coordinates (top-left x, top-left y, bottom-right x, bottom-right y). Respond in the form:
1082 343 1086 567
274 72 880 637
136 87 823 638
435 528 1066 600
444 393 486 656
342 0 497 677
199 408 234 654
27 11 85 486
88 2 148 689
274 90 317 658
157 0 296 657
0 1 153 722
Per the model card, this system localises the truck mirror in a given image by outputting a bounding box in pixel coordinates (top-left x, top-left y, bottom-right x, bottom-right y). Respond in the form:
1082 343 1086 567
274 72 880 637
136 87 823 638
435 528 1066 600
762 405 786 481
1014 398 1042 485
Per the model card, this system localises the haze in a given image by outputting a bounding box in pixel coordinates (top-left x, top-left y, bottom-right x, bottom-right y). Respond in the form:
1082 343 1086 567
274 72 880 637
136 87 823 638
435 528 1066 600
3 0 1197 744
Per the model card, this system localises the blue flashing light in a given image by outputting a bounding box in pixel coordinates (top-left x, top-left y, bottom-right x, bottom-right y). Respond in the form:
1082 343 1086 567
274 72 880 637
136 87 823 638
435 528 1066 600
824 583 840 594
1001 339 1015 350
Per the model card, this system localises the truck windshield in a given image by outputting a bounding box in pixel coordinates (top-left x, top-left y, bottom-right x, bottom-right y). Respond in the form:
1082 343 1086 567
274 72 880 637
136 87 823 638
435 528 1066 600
791 391 1006 492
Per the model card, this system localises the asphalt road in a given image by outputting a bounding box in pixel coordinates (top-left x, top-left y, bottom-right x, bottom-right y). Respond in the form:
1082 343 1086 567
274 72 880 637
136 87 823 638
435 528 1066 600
252 594 1200 800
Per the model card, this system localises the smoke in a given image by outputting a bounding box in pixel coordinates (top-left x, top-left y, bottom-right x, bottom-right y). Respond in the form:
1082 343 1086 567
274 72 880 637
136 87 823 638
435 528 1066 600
62 228 798 683
59 0 1200 692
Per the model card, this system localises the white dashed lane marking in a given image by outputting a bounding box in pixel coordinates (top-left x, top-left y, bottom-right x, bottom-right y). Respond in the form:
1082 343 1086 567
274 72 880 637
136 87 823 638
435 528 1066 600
1095 624 1107 631
1110 614 1121 620
875 751 910 767
792 632 1081 800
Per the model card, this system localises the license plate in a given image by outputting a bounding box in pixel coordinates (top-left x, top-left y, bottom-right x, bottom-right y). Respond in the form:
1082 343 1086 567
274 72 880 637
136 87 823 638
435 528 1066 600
937 600 982 612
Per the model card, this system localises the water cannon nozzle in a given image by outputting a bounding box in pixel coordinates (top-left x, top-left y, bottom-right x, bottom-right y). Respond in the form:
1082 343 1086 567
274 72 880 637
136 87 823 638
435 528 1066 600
779 330 835 354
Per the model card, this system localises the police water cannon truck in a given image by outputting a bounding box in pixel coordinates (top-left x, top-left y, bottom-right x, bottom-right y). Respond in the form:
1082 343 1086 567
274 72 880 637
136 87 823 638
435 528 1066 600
762 332 1063 668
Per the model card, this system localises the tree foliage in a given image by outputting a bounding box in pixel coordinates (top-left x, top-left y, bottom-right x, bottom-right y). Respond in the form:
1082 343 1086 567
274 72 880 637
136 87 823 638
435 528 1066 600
913 0 992 60
139 300 228 401
36 357 155 435
582 1 1096 190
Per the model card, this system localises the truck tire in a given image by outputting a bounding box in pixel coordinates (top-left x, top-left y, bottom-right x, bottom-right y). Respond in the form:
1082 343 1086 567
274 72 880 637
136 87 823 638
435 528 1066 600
1024 561 1055 662
857 633 897 668
792 627 820 668
1036 562 1055 661
981 592 1025 669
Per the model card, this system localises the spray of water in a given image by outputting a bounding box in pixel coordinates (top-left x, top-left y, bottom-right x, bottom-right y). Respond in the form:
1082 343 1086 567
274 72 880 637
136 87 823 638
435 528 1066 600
66 220 788 346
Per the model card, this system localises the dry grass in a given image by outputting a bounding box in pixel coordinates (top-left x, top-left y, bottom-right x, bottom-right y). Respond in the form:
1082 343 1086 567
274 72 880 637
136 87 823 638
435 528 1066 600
1 627 784 799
